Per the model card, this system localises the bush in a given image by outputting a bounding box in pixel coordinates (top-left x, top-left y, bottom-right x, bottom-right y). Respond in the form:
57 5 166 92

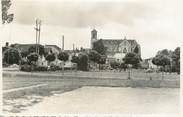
27 52 39 64
34 66 48 71
57 52 69 62
20 64 32 72
78 53 89 71
3 48 21 65
110 61 120 69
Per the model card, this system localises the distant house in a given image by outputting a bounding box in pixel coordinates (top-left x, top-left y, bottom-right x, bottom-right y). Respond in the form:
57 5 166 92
140 59 149 69
44 45 61 55
145 57 158 69
11 43 41 53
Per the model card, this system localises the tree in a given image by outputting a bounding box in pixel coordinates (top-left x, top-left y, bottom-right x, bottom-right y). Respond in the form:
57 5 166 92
78 53 89 71
3 48 21 65
28 45 45 56
27 53 39 65
110 61 120 69
1 0 14 24
93 39 106 55
89 50 101 63
119 62 128 71
71 55 79 64
98 55 106 70
152 54 171 79
123 52 141 79
134 46 139 54
171 47 180 74
46 53 56 65
152 55 170 69
158 49 169 56
57 52 69 62
57 51 69 72
20 51 29 58
123 52 141 65
26 53 39 71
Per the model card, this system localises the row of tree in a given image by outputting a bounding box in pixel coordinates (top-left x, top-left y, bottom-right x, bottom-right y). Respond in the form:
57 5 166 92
152 47 180 74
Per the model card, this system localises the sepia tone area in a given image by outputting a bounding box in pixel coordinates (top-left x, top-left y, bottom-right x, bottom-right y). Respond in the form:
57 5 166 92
1 0 181 116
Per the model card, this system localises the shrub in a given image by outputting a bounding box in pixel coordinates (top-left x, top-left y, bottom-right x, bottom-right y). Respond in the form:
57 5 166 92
78 53 89 71
110 61 120 69
3 48 21 65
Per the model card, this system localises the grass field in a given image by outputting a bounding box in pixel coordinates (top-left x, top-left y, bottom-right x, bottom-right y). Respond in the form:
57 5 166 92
3 69 180 114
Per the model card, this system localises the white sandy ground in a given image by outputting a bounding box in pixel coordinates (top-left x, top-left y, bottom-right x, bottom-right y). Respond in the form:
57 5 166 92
4 87 180 116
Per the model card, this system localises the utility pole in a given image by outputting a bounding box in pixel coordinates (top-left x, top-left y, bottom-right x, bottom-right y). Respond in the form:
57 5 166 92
62 35 64 51
34 19 41 54
38 20 41 54
73 43 75 51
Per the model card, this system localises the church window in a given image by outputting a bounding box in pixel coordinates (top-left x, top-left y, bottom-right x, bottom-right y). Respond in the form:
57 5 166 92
123 48 127 53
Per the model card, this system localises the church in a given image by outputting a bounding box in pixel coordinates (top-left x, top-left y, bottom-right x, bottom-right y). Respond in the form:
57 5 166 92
90 29 141 63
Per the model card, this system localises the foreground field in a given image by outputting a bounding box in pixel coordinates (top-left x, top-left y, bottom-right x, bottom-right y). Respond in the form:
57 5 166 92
3 70 180 114
5 87 180 115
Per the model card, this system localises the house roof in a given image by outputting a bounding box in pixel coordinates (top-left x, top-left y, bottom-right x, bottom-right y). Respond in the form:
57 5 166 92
11 43 41 52
45 45 61 51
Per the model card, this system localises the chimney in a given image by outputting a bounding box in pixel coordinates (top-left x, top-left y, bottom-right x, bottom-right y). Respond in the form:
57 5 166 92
5 42 9 47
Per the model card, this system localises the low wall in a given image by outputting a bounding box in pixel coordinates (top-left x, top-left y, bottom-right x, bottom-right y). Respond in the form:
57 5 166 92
3 72 180 88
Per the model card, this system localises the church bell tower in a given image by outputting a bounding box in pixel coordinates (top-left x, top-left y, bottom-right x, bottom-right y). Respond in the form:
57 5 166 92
91 29 97 48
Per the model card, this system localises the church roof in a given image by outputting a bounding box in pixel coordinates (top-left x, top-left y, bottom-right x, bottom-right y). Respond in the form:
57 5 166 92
98 39 138 55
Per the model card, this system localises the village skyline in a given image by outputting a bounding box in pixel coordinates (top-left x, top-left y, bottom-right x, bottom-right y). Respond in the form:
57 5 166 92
1 0 182 59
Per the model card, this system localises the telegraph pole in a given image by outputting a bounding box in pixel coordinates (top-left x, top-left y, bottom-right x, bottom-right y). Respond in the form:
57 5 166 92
38 20 41 54
34 19 41 54
62 35 64 51
35 19 38 53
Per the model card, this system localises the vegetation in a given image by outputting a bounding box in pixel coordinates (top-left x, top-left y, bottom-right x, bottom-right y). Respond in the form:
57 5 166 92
2 0 14 24
110 61 120 69
78 53 89 71
28 45 45 56
3 48 21 65
71 55 79 64
172 47 180 74
46 53 56 65
57 52 69 62
152 48 180 74
93 39 106 55
123 52 141 67
89 50 101 63
27 53 39 64
20 51 29 58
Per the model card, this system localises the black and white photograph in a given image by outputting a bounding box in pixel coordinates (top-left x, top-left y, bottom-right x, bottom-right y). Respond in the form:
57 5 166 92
1 0 182 116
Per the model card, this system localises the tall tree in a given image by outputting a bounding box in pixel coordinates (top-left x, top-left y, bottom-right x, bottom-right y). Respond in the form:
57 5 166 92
123 52 141 66
78 53 89 71
88 50 101 63
1 0 14 24
172 47 180 74
3 48 21 65
46 53 56 65
123 52 141 79
57 51 69 72
93 39 106 55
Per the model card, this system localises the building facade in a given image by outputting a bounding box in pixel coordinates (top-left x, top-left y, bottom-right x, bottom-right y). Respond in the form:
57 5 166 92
91 29 141 63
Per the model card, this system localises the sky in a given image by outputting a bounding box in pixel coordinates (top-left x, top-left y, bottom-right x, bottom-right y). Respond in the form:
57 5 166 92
1 0 183 59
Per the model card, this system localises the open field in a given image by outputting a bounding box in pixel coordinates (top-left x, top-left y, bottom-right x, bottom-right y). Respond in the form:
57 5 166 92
3 69 180 114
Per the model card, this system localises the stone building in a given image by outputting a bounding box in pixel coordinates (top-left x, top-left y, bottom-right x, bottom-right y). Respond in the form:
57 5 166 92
91 29 141 63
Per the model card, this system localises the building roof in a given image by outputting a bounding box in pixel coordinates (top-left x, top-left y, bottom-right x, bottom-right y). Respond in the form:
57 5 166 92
11 43 41 52
45 45 61 51
98 39 137 55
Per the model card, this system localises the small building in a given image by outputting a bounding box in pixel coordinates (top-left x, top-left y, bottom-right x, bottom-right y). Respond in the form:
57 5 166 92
44 45 62 55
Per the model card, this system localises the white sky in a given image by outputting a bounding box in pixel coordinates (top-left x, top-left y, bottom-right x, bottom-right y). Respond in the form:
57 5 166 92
1 0 183 59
